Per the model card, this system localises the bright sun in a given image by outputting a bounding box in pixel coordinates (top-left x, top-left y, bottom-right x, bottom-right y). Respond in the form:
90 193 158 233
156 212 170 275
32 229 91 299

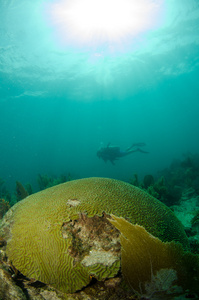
46 0 164 47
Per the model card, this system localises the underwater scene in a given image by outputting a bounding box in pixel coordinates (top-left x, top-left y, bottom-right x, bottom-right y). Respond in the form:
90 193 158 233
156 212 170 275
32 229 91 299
0 0 199 299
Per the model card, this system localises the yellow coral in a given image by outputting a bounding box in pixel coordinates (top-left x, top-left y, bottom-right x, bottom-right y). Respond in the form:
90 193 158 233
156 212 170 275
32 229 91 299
109 215 199 296
4 177 189 293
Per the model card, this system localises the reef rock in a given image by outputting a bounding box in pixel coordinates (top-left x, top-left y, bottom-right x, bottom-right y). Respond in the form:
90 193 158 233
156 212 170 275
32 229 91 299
0 266 26 300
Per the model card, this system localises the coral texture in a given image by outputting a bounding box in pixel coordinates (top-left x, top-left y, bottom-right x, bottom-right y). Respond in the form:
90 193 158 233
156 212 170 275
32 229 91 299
2 177 189 293
109 215 199 296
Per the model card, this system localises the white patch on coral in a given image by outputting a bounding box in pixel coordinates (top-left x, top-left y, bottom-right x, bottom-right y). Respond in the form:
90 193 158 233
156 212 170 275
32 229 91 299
81 249 117 267
66 199 81 207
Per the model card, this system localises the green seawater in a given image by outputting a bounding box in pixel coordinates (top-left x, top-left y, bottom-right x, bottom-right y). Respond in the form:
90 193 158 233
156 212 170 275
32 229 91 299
0 0 199 191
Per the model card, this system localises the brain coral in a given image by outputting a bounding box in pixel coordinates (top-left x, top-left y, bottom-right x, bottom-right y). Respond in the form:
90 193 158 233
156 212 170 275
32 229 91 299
3 177 188 293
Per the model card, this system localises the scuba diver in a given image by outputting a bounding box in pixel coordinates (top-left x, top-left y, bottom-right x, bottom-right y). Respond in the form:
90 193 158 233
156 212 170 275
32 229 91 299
97 142 149 165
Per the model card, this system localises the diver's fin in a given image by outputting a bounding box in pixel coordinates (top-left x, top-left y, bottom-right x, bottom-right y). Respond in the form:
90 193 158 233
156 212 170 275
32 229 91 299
110 159 115 165
137 148 149 153
132 142 146 147
126 142 146 151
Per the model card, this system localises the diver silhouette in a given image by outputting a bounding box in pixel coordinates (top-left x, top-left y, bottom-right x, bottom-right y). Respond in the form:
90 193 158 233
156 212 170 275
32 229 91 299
97 142 149 165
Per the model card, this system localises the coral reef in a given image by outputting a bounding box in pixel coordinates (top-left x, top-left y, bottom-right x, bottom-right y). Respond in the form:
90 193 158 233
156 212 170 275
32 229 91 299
37 173 70 190
128 153 199 207
110 215 199 297
160 153 199 204
143 174 155 189
0 177 189 295
0 178 5 196
0 198 10 219
0 253 134 300
191 210 199 234
25 183 33 195
129 173 139 187
0 177 11 203
0 174 71 208
146 176 168 201
170 194 199 256
15 181 29 201
129 174 174 205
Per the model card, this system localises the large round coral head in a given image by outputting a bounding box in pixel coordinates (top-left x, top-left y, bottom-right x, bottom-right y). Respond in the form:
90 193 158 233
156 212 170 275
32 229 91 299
46 0 164 48
1 177 188 293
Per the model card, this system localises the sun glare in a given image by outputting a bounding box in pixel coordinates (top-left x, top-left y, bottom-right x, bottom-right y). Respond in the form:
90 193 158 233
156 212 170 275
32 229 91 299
46 0 164 48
